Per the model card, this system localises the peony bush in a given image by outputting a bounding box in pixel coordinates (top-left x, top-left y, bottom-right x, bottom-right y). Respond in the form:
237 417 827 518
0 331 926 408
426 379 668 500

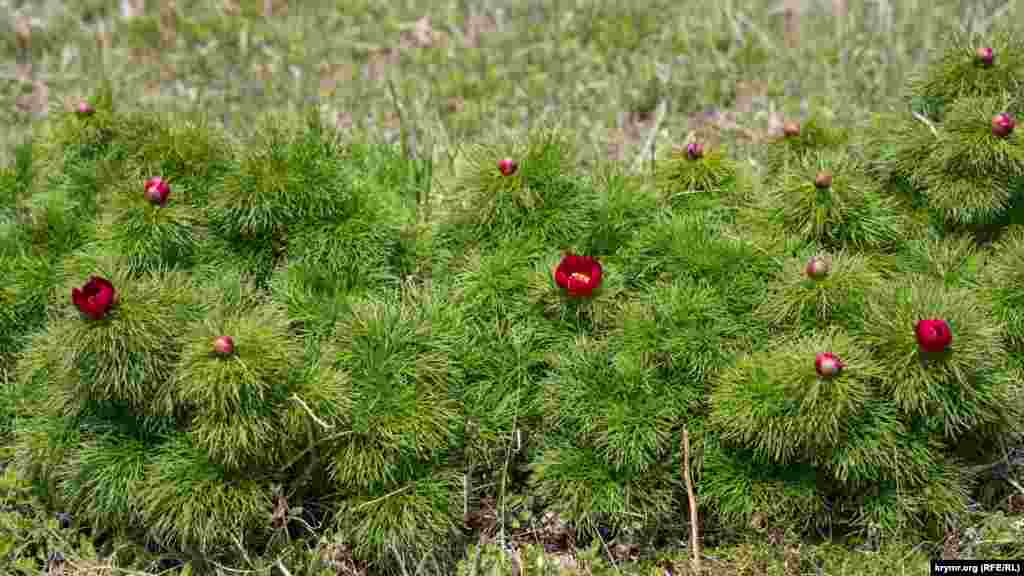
0 28 1023 575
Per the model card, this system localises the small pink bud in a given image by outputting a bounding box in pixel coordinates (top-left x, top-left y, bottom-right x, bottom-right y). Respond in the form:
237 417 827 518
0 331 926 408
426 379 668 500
782 121 801 138
992 113 1015 138
805 256 830 280
686 141 705 160
144 177 171 206
975 47 994 67
498 158 518 176
213 336 235 356
815 352 844 379
75 101 95 116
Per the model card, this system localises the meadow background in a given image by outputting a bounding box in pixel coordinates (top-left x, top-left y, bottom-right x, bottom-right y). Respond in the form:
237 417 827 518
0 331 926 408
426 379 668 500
2 0 1023 575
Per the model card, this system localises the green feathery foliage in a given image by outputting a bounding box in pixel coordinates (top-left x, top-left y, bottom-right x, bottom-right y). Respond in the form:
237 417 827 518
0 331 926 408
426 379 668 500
19 182 97 258
323 286 462 494
135 435 273 555
820 401 938 490
174 303 304 471
447 236 550 323
978 225 1024 353
331 469 463 570
435 129 594 252
709 327 883 465
98 166 205 276
755 249 883 332
265 146 417 335
840 456 970 537
768 152 907 251
55 433 149 537
455 316 561 471
579 165 661 258
858 275 1018 441
531 339 687 531
207 110 358 282
103 113 235 208
761 114 850 177
910 96 1024 228
30 267 195 419
31 82 117 175
613 278 747 385
529 442 678 536
0 250 53 362
699 436 829 534
906 27 1024 121
888 230 986 287
619 210 777 316
654 142 739 209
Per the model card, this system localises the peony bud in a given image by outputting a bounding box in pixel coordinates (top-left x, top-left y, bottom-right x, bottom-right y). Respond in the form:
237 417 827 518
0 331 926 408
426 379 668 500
144 177 171 206
992 113 1016 138
498 158 518 176
75 101 95 116
782 121 801 138
213 335 235 356
686 141 705 160
975 47 994 67
815 352 844 379
814 171 833 189
805 255 830 280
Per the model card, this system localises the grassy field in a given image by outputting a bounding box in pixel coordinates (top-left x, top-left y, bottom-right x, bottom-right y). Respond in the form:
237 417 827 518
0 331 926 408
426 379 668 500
2 1 1024 575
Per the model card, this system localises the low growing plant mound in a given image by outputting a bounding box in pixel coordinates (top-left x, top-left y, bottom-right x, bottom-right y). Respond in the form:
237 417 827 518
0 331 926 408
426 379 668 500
1 29 1024 576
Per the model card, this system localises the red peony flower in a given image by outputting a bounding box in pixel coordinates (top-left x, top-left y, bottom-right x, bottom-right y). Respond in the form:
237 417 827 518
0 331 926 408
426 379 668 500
815 352 844 379
915 319 952 353
72 276 117 320
554 254 603 298
144 177 171 206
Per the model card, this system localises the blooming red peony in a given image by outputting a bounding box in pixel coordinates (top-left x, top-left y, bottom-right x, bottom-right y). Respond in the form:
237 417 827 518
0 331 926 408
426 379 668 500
815 352 844 379
72 276 117 320
554 254 603 298
144 177 171 206
915 319 952 353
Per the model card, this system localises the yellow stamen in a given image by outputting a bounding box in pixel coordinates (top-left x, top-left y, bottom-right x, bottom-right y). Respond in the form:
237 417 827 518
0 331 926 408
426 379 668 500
569 272 591 284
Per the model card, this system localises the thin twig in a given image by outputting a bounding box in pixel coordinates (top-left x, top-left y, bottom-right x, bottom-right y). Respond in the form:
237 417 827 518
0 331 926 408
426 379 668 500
290 394 334 430
911 111 939 137
354 484 412 511
274 559 293 576
1007 477 1024 497
594 527 624 576
682 428 702 574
